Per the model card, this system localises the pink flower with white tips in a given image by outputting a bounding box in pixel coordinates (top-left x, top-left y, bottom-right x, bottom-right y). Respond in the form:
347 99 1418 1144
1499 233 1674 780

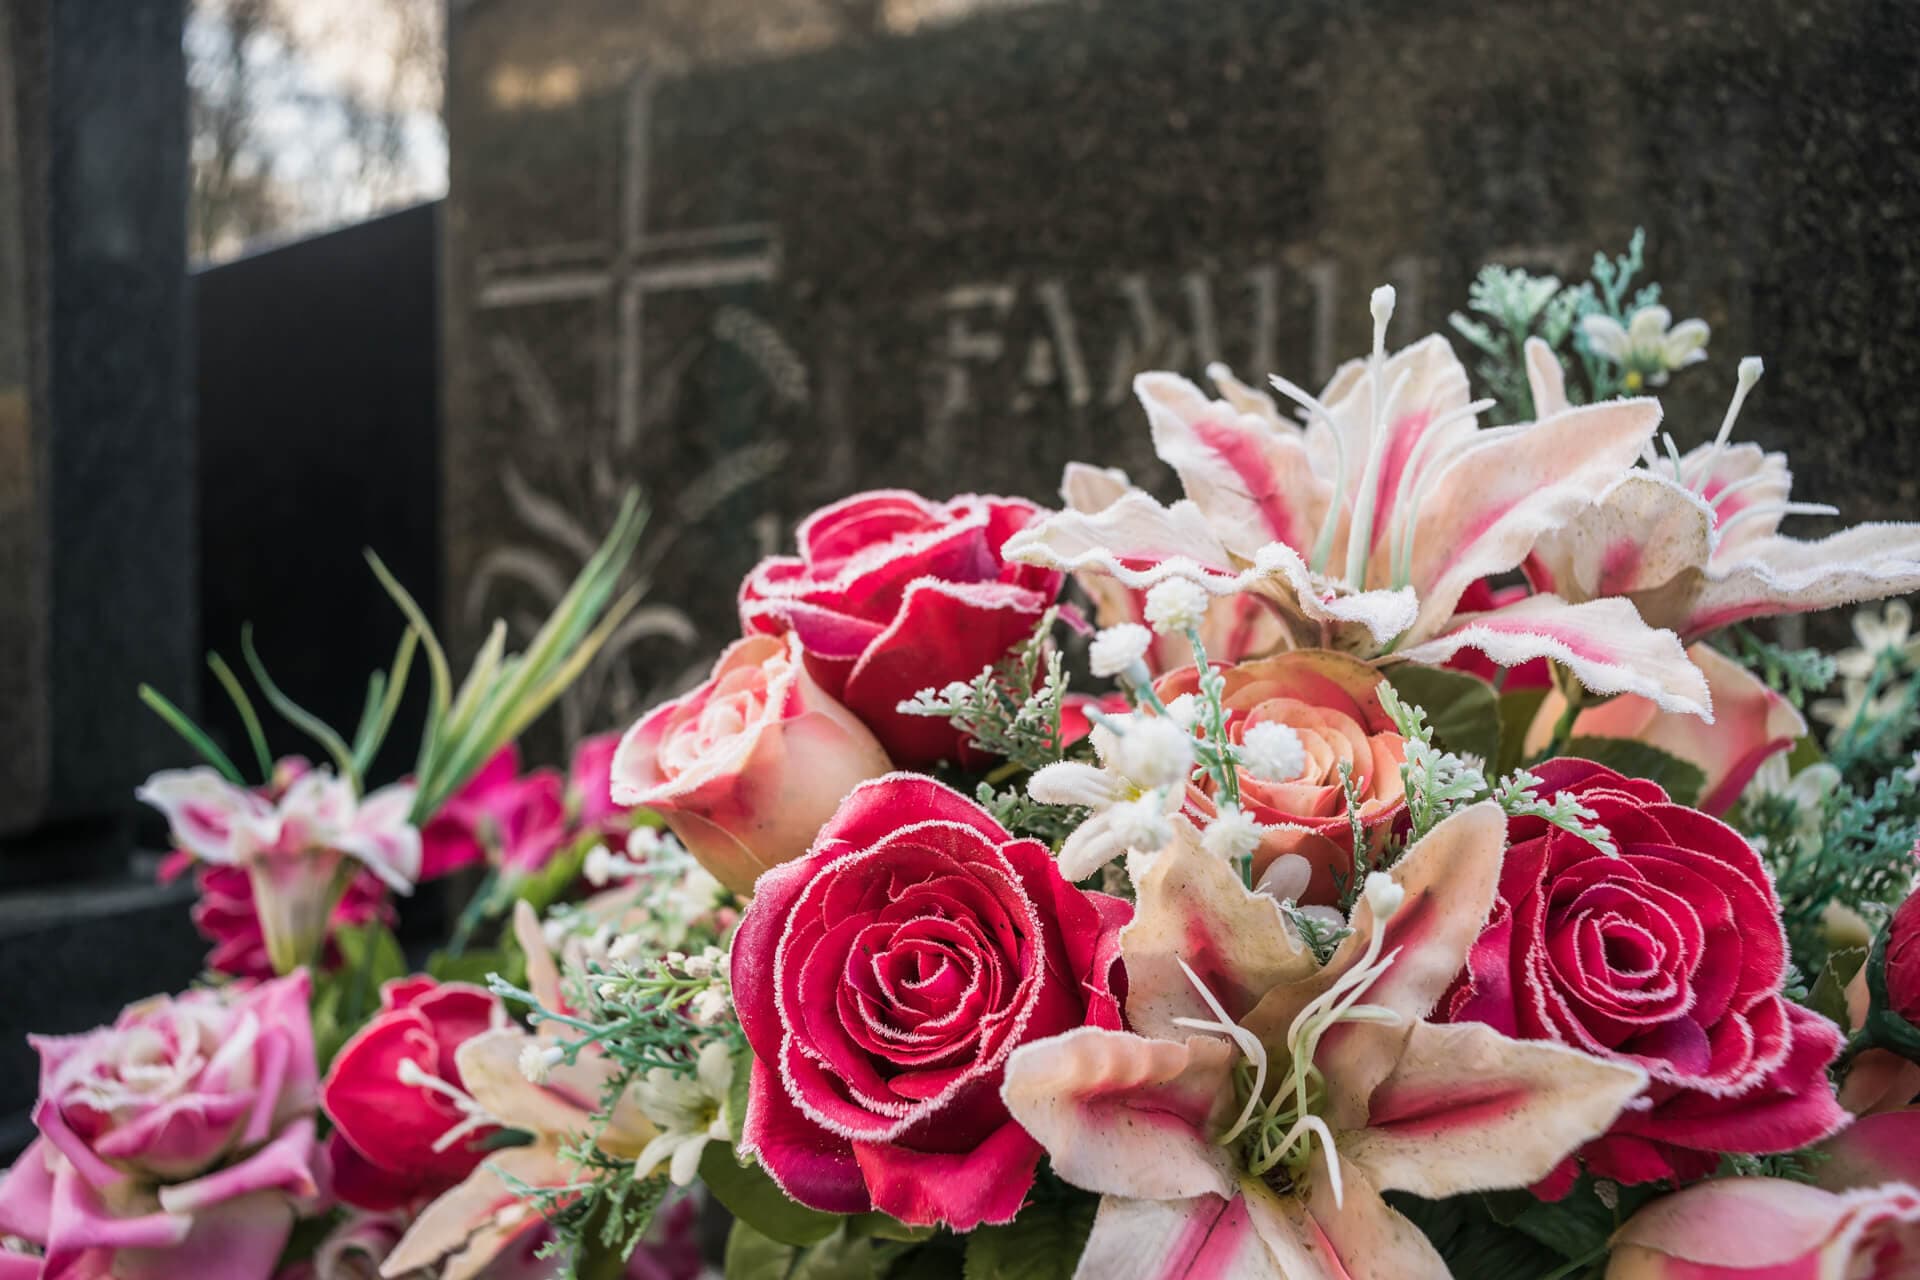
138 766 420 974
1004 288 1713 720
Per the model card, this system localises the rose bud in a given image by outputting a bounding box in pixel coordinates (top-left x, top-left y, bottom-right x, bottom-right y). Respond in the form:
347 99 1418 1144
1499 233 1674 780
610 631 892 895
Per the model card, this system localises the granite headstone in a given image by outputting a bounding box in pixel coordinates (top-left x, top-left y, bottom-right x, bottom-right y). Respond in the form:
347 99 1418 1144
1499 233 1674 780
445 0 1920 740
0 0 195 871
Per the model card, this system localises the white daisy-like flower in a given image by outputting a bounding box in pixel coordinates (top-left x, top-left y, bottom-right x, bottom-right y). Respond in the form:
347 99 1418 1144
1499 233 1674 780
631 1040 734 1186
1200 803 1263 862
690 987 732 1026
1110 793 1175 854
1089 623 1153 679
1834 600 1920 681
1239 721 1306 783
1111 716 1195 791
1163 693 1200 731
625 826 670 860
1580 305 1710 388
1143 577 1209 635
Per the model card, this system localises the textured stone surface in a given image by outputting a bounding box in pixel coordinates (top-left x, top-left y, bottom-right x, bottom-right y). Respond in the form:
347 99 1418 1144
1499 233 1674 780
0 0 193 867
445 0 1920 737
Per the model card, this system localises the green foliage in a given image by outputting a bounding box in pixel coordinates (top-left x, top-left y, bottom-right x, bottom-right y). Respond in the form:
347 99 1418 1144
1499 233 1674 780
1449 265 1579 423
1728 628 1837 710
397 492 648 821
1805 946 1867 1027
1385 665 1502 767
962 1190 1096 1280
1557 737 1707 808
897 609 1072 773
1495 687 1550 775
700 1144 842 1247
723 1220 919 1280
427 943 524 990
1749 771 1920 970
513 1141 670 1278
1381 683 1617 855
1385 1192 1567 1278
973 781 1089 847
309 920 408 1070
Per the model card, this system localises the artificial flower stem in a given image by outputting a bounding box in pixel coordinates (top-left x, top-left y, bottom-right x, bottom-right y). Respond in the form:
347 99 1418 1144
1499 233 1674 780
446 869 500 959
1543 663 1586 757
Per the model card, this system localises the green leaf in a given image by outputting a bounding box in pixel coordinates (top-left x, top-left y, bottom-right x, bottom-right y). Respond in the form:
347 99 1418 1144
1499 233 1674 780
847 1214 937 1244
1495 687 1550 775
1386 665 1502 766
1481 1187 1610 1261
1558 736 1707 807
961 1194 1095 1280
1386 1192 1563 1277
1786 733 1826 774
138 683 246 784
701 1143 843 1247
725 1219 797 1280
727 1042 754 1145
793 1230 912 1280
508 834 594 917
333 920 409 989
1806 946 1867 1027
428 945 522 989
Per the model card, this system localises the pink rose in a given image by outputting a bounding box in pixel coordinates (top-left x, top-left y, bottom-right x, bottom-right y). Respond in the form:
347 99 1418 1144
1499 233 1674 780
611 632 891 894
0 974 322 1279
1444 759 1848 1191
1608 1178 1920 1279
320 977 510 1211
567 731 633 838
739 490 1063 766
731 775 1130 1229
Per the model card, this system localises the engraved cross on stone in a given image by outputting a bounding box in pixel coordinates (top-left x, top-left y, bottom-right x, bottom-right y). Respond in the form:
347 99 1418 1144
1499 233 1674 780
474 71 781 449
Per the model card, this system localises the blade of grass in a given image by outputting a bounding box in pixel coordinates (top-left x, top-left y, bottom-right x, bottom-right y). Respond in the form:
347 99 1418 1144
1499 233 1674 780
206 652 273 783
351 626 418 780
139 684 245 784
241 624 359 787
365 549 452 782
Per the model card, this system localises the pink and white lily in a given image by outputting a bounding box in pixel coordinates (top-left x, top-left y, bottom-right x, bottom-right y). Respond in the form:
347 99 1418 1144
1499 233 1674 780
381 903 655 1280
1525 343 1920 640
138 767 420 974
1003 292 1711 719
999 803 1648 1278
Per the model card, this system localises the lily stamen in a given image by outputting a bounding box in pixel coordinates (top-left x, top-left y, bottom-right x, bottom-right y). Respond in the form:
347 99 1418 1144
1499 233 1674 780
397 1057 498 1154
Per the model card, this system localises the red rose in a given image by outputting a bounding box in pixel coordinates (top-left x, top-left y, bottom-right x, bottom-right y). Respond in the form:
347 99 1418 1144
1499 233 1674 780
739 490 1063 766
1884 889 1920 1026
1443 759 1848 1190
320 977 510 1210
731 775 1129 1229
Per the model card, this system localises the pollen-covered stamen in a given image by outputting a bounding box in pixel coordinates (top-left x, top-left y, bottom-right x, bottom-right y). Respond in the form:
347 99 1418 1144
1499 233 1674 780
1686 355 1766 493
1343 286 1400 590
1171 957 1268 1145
396 1057 499 1154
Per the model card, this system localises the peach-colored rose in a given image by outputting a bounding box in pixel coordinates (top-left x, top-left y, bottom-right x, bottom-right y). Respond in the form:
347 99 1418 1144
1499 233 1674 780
1153 649 1406 905
609 632 891 894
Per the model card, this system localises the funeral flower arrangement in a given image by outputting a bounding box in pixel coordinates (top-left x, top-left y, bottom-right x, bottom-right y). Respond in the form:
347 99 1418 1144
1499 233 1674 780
11 236 1920 1279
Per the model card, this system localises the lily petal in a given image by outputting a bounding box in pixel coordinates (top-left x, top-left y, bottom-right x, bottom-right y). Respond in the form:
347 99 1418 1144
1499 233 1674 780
1003 490 1244 590
1523 472 1717 605
1070 1193 1288 1280
1139 371 1331 560
1394 594 1712 720
1247 1154 1449 1279
1340 1020 1647 1199
1242 802 1508 1129
381 1144 566 1280
1653 521 1920 639
1524 337 1570 419
1118 824 1317 1040
998 1028 1236 1203
1397 396 1662 642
